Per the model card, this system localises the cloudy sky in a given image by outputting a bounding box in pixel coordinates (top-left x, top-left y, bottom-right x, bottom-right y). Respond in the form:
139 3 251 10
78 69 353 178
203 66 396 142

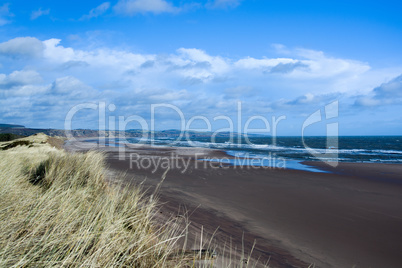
0 0 401 135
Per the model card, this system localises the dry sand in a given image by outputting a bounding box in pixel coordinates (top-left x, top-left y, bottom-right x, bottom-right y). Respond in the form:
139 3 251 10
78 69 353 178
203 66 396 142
65 140 402 268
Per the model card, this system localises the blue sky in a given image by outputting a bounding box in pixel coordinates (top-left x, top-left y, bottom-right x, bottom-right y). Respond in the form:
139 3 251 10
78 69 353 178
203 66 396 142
0 0 401 135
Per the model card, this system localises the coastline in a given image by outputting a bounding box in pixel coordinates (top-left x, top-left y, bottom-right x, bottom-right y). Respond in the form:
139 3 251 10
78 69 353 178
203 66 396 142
65 139 402 268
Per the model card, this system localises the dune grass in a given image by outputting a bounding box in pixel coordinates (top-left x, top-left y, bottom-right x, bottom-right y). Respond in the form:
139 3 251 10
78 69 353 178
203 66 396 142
0 134 189 267
0 134 267 268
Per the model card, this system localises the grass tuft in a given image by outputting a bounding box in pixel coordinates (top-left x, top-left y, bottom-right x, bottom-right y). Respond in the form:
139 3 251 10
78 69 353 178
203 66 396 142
0 137 184 267
1 140 31 150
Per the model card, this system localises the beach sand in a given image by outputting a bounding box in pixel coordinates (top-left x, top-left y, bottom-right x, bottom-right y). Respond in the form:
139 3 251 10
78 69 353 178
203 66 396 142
65 140 402 268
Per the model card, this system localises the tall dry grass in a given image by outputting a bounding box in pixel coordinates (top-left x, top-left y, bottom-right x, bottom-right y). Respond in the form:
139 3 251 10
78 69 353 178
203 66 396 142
0 135 186 267
0 134 266 268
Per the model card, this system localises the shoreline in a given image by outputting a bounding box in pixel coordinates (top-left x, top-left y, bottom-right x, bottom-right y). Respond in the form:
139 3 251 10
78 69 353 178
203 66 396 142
65 140 402 268
76 138 402 173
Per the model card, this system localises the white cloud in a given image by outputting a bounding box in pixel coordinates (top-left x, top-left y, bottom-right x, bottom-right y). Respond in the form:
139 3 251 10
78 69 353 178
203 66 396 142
0 70 43 89
31 8 50 20
27 38 391 98
294 48 370 79
354 74 402 107
50 76 93 97
80 2 110 20
172 48 229 81
1 36 401 132
114 0 177 15
42 38 151 69
289 93 315 104
0 37 44 58
233 47 373 96
235 57 297 69
0 70 46 99
0 3 13 26
373 74 402 99
43 39 76 62
0 38 382 98
1 84 48 98
206 0 242 9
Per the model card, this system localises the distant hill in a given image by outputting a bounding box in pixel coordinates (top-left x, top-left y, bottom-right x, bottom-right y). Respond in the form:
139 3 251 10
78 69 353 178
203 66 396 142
0 124 25 128
0 127 101 138
0 125 267 139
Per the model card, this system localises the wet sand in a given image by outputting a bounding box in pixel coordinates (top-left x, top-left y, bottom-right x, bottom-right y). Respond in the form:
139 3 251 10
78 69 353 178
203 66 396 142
65 140 402 268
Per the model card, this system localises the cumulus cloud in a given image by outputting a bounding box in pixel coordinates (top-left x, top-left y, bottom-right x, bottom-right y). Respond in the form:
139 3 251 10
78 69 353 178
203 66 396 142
42 38 150 71
0 37 44 58
0 70 43 89
354 74 402 107
0 3 13 26
373 75 402 98
0 74 96 125
80 2 110 20
37 39 383 101
26 38 372 97
43 39 76 62
31 8 50 20
233 49 370 97
114 0 177 15
50 76 93 96
0 70 46 100
170 48 229 82
1 36 401 131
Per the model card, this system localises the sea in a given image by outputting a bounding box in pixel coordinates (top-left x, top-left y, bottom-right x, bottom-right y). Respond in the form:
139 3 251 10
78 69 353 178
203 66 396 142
92 135 402 172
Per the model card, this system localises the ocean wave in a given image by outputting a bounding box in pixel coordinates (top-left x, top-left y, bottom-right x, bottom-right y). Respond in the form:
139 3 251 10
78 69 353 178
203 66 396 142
371 149 402 155
111 137 402 163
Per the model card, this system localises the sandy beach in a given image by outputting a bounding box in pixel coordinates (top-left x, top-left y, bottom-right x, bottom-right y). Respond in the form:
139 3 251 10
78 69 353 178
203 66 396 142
65 140 402 268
